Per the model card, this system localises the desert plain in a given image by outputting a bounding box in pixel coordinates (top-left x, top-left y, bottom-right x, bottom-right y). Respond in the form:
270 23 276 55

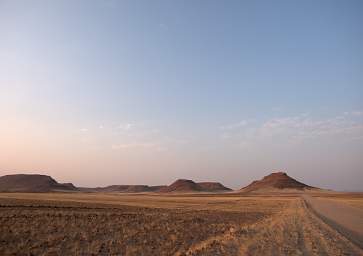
0 191 362 256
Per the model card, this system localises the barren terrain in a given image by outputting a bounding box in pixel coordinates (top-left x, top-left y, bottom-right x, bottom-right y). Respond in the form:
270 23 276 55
0 192 362 255
304 194 363 249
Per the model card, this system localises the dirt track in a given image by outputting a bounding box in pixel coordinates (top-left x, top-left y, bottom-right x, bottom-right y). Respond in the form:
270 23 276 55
185 198 363 255
303 195 363 250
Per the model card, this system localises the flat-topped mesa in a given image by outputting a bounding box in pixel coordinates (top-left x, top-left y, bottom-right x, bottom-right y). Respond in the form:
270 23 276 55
0 174 77 192
80 184 166 193
159 179 231 193
159 179 202 193
241 171 315 192
197 182 232 192
268 171 287 176
148 185 168 192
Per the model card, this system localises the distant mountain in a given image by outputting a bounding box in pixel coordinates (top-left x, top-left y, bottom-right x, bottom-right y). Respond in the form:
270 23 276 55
149 185 168 192
79 184 168 193
197 182 232 192
240 172 315 193
159 179 231 193
1 172 316 194
159 179 202 193
0 174 77 192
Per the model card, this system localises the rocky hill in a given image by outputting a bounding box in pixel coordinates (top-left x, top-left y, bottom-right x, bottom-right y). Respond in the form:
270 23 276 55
0 174 77 192
80 184 168 193
159 179 231 193
197 182 232 192
240 172 315 192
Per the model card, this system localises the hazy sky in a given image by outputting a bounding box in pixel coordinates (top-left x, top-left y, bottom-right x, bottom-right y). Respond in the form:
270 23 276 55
0 0 362 190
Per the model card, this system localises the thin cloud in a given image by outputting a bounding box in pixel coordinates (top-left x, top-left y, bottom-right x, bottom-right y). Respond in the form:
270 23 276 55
118 123 133 131
345 111 363 116
111 142 157 150
221 111 363 145
258 114 363 142
220 120 249 130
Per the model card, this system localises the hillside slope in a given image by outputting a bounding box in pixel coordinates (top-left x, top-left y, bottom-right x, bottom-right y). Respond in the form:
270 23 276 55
159 179 231 193
0 174 77 192
241 172 315 193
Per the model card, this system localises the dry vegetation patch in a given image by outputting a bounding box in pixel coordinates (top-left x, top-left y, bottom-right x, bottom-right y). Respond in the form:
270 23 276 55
0 193 360 255
0 194 285 256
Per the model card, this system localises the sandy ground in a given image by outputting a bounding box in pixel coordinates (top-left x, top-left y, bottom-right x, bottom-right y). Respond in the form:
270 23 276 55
303 195 363 249
0 192 362 255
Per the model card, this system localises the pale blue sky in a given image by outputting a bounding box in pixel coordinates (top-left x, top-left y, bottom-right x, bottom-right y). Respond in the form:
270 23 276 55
0 0 362 190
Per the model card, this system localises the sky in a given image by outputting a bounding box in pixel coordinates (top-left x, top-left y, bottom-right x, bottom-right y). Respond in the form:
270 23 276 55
0 0 362 191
